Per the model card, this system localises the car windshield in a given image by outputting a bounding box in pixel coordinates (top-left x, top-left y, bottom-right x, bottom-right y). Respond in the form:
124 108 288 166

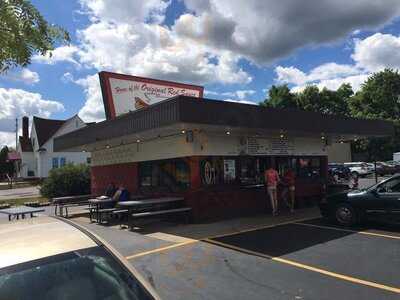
0 246 154 300
366 177 394 192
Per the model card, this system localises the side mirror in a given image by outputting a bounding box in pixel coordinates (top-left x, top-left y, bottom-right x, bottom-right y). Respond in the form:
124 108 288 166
370 189 379 196
375 186 386 194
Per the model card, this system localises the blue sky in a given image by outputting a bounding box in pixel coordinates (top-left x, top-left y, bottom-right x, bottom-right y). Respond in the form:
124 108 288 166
1 0 400 146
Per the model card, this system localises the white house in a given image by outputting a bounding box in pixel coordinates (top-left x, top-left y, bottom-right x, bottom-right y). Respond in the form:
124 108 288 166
17 115 91 178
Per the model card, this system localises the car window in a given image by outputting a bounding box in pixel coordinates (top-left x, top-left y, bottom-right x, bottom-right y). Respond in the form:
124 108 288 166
377 178 400 193
0 246 155 300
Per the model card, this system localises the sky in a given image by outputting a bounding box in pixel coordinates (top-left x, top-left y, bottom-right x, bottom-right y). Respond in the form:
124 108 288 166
1 0 400 147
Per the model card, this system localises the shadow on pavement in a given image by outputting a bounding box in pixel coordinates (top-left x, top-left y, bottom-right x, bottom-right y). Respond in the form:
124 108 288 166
209 222 355 257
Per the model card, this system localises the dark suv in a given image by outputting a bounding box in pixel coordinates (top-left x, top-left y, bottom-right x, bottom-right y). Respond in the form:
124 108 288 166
328 163 351 180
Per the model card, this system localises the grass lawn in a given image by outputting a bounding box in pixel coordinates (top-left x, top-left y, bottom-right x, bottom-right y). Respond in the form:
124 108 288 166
0 182 39 190
1 196 49 207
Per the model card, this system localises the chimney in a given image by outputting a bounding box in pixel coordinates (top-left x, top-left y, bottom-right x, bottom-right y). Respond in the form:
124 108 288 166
22 116 29 139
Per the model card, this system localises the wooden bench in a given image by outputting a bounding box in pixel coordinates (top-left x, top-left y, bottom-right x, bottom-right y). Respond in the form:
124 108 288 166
129 207 192 228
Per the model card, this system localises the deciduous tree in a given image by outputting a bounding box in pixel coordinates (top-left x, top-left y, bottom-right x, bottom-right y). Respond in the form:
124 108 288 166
0 0 70 72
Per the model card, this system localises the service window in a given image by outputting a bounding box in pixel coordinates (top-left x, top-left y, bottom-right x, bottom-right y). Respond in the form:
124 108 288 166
239 157 262 185
298 157 321 179
223 159 236 183
139 159 190 190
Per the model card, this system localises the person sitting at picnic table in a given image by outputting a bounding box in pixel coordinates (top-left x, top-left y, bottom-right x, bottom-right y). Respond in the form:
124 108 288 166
104 182 117 198
117 184 130 202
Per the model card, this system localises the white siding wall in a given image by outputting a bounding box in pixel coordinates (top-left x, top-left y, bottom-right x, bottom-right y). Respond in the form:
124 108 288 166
32 116 91 177
91 132 327 167
19 152 35 177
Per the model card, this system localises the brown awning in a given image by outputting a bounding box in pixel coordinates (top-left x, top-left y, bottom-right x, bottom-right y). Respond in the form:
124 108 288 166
54 96 394 152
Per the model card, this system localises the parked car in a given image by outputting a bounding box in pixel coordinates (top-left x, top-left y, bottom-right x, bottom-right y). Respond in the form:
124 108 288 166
0 216 160 300
319 174 400 226
328 163 351 181
365 162 395 176
343 162 373 177
385 160 400 174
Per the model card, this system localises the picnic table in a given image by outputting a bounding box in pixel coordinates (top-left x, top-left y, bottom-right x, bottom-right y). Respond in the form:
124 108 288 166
53 194 92 217
88 197 115 223
117 197 187 230
88 195 146 223
0 206 45 221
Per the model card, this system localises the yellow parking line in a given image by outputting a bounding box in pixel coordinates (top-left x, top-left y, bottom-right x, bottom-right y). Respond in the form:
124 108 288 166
125 217 316 260
205 239 400 294
125 240 198 260
294 222 400 240
206 217 317 240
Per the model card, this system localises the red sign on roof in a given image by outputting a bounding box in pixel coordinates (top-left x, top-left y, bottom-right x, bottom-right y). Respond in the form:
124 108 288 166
99 71 204 119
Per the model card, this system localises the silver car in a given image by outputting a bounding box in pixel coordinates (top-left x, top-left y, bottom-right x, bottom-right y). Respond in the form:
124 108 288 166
0 216 160 300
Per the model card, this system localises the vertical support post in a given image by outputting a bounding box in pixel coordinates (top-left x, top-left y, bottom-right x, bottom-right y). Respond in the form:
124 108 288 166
189 156 201 190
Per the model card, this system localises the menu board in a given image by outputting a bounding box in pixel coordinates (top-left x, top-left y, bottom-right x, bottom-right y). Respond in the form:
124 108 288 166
246 137 295 155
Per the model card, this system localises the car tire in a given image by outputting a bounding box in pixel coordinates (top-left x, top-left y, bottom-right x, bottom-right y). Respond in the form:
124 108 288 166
334 203 357 226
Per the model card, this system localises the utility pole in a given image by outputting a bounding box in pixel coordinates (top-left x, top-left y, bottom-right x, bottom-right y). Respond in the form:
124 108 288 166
15 118 18 149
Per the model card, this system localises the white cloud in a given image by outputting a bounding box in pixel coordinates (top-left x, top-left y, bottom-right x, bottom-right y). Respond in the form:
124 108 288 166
178 0 400 65
207 89 256 100
1 68 40 85
204 90 220 97
291 74 370 93
275 32 400 92
275 66 308 86
76 21 251 85
33 45 80 65
224 99 257 105
0 131 16 148
76 74 105 122
276 63 366 91
79 0 170 24
308 63 361 82
0 88 65 146
352 33 400 72
61 72 74 83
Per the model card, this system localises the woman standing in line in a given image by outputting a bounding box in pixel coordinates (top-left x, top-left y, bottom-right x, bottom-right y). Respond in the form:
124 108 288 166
283 168 296 213
265 166 280 216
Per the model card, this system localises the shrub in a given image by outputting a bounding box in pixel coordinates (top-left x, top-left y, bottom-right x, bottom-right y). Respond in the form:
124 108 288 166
40 164 90 198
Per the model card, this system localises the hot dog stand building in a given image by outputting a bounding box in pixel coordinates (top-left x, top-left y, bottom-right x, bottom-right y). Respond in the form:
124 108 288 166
54 72 393 221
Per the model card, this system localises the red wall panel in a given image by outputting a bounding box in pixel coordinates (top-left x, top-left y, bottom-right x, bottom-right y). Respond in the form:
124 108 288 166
91 162 138 196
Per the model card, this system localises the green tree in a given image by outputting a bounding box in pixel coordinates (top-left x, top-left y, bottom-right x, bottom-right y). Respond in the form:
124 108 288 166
349 69 400 161
0 146 14 176
260 85 298 109
350 69 400 120
296 84 351 116
0 0 70 72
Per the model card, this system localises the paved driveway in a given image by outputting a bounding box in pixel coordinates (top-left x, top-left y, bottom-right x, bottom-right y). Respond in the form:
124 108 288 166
72 208 400 300
128 219 400 299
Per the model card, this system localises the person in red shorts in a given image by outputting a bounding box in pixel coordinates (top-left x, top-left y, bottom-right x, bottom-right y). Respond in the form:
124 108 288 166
265 166 280 216
283 168 296 212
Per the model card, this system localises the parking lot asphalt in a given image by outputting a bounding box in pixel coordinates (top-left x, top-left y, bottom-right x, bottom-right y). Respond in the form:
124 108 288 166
125 218 400 300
